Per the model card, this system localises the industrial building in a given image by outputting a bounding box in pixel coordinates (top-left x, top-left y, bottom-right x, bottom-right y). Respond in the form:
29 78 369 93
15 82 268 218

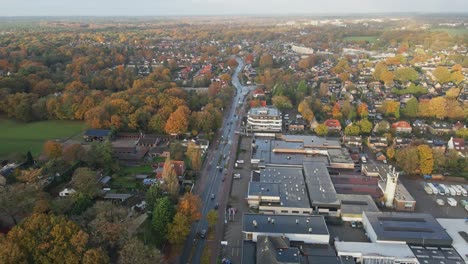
336 194 379 222
242 213 330 244
247 107 282 132
362 211 453 246
335 242 419 264
437 218 468 263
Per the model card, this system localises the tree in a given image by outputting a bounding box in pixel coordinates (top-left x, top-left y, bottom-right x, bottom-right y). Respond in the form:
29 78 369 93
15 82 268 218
298 100 314 122
0 213 101 264
152 197 175 248
146 183 164 211
428 97 447 120
401 98 418 117
433 66 451 84
167 212 190 245
148 114 166 134
62 144 86 164
455 128 468 139
118 238 164 264
417 145 434 175
396 147 419 175
165 105 190 135
386 146 395 160
381 101 400 117
357 119 373 134
206 209 218 228
272 95 292 111
162 157 180 198
86 141 118 172
394 67 418 82
186 142 202 171
0 184 36 225
344 124 361 136
259 54 273 68
357 103 368 118
71 167 99 198
43 140 63 160
177 192 202 223
314 124 328 136
82 248 109 264
380 70 394 86
332 103 342 119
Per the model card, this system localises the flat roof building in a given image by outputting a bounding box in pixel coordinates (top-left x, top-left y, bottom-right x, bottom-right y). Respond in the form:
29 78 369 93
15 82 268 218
362 211 453 246
247 166 312 215
303 161 341 216
437 218 468 263
242 213 330 244
335 242 419 264
336 194 379 222
247 107 282 132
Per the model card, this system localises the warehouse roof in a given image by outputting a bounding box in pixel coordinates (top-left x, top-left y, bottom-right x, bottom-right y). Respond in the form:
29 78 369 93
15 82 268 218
243 214 329 236
336 194 379 215
303 161 340 207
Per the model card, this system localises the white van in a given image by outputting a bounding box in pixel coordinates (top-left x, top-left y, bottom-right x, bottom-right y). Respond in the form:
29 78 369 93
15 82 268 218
447 197 457 207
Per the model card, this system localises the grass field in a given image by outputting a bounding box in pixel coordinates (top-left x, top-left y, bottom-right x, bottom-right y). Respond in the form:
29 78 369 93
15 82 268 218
343 36 379 43
0 118 86 158
431 28 468 36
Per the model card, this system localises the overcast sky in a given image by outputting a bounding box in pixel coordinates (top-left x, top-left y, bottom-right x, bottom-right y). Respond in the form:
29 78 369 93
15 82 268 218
0 0 467 16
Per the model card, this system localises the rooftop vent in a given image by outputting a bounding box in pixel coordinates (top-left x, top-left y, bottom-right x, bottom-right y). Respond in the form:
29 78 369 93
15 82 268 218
253 220 257 227
308 228 313 233
296 219 299 224
271 219 275 224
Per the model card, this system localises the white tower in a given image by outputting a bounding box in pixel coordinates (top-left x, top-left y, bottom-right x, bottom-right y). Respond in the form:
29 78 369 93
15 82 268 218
384 166 399 208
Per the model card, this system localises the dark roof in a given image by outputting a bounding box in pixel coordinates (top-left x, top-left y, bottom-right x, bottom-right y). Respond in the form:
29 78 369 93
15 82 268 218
99 176 111 185
306 256 356 264
363 212 453 246
409 245 464 264
242 240 257 264
256 236 301 264
243 213 329 236
303 161 340 207
84 129 111 137
248 182 280 197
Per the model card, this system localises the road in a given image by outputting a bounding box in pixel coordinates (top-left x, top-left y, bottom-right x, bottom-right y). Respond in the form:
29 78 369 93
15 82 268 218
179 58 252 264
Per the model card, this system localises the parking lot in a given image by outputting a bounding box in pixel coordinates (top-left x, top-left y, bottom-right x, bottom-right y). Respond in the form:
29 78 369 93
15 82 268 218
221 135 254 264
400 177 468 218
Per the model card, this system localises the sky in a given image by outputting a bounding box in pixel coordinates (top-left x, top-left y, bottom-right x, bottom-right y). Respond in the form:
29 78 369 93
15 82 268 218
0 0 467 16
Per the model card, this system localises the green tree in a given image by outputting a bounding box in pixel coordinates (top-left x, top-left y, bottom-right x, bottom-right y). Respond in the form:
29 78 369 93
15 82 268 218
357 119 373 134
71 167 99 198
394 67 418 82
344 124 361 136
455 128 468 139
433 66 451 84
314 124 328 136
86 141 118 172
152 197 175 248
146 183 164 211
402 98 418 117
272 95 292 111
396 147 419 175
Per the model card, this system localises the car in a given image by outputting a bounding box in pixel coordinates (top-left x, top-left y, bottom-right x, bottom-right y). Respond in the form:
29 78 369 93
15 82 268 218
233 173 241 179
222 177 225 182
436 198 445 206
211 194 215 199
198 229 207 239
236 160 244 164
214 203 219 209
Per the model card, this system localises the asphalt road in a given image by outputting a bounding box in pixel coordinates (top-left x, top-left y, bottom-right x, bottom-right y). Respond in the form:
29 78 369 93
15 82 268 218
179 58 252 264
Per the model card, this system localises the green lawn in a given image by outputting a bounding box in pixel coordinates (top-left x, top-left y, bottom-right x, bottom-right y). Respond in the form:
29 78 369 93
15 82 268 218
0 118 86 158
120 164 154 175
343 36 379 43
431 28 468 36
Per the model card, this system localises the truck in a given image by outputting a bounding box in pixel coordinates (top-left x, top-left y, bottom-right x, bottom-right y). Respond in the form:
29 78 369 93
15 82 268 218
447 197 457 207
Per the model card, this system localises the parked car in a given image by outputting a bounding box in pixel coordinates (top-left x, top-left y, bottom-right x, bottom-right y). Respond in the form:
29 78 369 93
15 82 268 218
233 173 241 179
198 229 207 239
436 199 445 206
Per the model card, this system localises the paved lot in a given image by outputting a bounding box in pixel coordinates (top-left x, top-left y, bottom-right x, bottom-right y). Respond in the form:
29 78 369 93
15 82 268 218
221 135 253 264
400 177 468 218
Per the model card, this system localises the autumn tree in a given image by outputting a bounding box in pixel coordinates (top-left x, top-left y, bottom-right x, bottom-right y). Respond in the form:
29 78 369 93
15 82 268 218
396 147 419 175
455 128 468 139
162 157 180 198
186 142 202 171
272 95 292 111
167 212 190 245
152 197 175 248
165 105 190 135
0 184 36 225
0 213 104 264
177 192 202 223
71 167 100 198
259 53 273 68
428 97 447 120
332 103 342 119
43 140 63 160
206 209 218 228
386 146 395 160
314 124 328 136
433 66 451 84
118 238 164 264
62 144 86 164
82 248 110 264
394 67 418 82
357 103 368 118
344 124 361 136
357 119 373 134
298 100 314 122
381 100 400 118
417 145 434 175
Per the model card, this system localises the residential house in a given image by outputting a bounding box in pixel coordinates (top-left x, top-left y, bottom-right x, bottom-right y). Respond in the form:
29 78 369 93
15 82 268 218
367 137 388 149
324 119 342 133
428 121 452 135
84 129 111 142
392 121 412 133
393 137 412 148
288 119 305 132
447 137 466 156
155 160 186 180
342 136 362 147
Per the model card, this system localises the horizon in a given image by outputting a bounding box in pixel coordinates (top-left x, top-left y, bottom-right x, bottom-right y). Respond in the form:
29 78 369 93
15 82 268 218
0 0 467 17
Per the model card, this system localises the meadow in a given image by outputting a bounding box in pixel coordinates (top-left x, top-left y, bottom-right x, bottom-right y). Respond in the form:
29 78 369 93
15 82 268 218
0 118 86 158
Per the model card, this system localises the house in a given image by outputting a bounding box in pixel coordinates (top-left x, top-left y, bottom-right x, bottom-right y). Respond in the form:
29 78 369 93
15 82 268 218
392 121 412 133
447 137 466 156
375 152 386 162
288 119 305 131
112 146 149 165
59 188 76 197
342 136 362 147
252 88 266 98
84 129 111 142
367 137 388 149
428 121 452 135
324 119 342 132
155 160 186 180
393 137 412 148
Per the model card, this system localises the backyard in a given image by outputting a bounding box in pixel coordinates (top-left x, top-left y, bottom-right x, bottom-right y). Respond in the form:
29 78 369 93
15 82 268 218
0 118 86 158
